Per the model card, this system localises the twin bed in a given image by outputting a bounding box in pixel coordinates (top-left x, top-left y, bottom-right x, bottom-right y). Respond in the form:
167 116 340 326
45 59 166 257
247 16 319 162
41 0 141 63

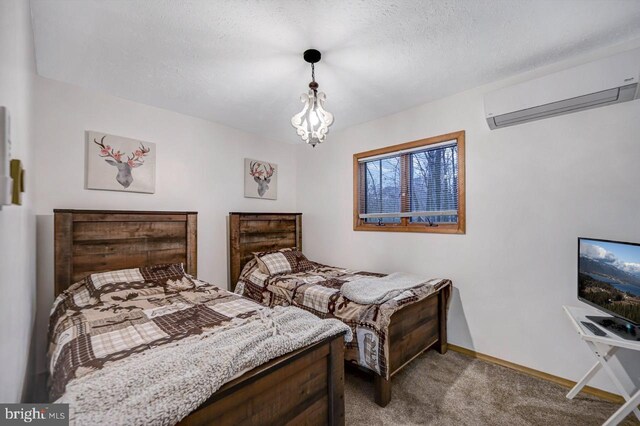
229 212 451 407
49 209 452 424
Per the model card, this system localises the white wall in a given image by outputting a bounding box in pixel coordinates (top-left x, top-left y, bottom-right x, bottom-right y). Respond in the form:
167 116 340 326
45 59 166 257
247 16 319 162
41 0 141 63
31 76 297 379
296 44 640 394
0 0 37 403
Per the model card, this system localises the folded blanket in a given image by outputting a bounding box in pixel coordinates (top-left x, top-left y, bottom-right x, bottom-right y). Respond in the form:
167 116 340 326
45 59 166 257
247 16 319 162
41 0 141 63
341 272 437 304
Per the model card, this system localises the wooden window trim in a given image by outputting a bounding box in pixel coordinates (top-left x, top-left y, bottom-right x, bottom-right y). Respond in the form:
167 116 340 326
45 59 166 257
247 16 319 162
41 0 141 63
352 130 466 234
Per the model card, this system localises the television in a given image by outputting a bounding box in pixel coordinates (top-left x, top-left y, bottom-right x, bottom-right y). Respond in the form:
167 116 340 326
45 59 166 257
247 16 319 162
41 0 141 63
578 238 640 340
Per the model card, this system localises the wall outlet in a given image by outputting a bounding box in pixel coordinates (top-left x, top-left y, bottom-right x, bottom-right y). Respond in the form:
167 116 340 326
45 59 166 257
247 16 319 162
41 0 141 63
0 107 13 209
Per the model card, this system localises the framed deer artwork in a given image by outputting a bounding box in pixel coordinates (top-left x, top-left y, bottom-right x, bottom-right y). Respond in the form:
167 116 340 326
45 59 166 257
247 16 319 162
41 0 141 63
85 131 156 194
244 158 277 200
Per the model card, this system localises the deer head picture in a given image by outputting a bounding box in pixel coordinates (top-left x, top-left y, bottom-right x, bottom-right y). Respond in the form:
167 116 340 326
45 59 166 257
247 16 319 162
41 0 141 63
244 159 277 199
86 132 156 193
93 136 151 188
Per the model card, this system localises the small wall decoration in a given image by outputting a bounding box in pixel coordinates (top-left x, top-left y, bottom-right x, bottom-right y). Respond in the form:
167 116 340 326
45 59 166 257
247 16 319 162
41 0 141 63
86 131 156 194
244 158 277 200
10 159 24 205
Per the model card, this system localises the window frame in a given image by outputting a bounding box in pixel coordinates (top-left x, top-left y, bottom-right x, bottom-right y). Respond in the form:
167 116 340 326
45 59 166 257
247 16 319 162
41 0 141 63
352 130 466 234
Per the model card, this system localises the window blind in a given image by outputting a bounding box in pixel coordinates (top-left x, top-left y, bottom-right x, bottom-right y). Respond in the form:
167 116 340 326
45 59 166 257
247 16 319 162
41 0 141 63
358 142 458 223
356 140 457 163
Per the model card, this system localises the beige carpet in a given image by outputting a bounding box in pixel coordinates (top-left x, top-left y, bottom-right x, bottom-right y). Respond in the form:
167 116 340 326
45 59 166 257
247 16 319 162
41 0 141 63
344 350 639 426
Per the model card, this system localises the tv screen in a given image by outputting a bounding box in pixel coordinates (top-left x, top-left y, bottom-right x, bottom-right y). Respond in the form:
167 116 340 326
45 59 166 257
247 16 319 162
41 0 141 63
578 238 640 325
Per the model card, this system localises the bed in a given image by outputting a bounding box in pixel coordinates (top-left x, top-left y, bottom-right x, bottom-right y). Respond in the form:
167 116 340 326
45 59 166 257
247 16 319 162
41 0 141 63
52 209 348 425
229 212 452 407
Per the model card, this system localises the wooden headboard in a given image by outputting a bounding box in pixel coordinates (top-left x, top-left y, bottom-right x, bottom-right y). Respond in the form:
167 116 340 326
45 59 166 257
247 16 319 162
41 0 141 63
229 212 302 291
54 209 197 296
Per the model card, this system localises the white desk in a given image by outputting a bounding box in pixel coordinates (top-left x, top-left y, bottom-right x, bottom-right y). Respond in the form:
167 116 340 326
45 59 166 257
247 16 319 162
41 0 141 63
563 305 640 426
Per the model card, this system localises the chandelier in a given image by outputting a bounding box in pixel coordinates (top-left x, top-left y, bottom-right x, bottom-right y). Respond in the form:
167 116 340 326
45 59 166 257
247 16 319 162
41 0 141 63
291 49 334 147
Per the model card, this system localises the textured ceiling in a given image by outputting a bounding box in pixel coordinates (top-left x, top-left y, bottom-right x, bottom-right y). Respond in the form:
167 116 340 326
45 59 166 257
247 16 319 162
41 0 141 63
30 0 640 143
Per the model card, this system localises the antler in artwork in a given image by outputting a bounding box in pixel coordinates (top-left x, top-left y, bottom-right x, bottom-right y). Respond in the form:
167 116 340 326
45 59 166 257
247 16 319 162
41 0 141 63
249 161 274 180
94 135 125 162
264 163 275 179
126 143 151 168
249 161 264 178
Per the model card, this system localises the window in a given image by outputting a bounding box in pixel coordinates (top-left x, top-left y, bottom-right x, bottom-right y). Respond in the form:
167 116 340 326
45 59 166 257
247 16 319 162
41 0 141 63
353 131 465 234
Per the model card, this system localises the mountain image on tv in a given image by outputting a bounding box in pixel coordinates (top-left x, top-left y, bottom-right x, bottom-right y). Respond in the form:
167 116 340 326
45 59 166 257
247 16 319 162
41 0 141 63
579 239 640 324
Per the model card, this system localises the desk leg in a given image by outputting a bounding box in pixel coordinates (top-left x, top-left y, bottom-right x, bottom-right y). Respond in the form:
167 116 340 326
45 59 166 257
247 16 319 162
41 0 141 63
567 361 602 400
603 388 640 426
586 342 640 422
567 346 617 400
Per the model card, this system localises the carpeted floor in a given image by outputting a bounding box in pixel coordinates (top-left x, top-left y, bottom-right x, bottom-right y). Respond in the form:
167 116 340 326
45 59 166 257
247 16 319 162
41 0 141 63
344 350 638 426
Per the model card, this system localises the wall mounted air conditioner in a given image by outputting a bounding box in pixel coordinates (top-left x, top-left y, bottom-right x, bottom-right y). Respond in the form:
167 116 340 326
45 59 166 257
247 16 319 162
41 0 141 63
484 48 640 130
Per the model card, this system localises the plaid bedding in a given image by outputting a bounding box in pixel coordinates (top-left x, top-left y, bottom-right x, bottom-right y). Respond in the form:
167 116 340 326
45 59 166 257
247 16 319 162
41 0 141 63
254 248 316 275
48 264 269 400
236 259 452 378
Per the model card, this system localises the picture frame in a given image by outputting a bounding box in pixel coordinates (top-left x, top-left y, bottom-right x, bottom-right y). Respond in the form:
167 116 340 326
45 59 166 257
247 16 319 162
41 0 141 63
85 131 156 194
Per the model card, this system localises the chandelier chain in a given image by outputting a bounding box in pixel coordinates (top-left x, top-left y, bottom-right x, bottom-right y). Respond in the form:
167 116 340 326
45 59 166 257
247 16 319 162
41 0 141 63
311 63 315 83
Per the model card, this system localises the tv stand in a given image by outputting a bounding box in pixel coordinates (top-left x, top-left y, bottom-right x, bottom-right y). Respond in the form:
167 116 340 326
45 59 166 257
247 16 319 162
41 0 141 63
563 306 640 425
586 315 640 341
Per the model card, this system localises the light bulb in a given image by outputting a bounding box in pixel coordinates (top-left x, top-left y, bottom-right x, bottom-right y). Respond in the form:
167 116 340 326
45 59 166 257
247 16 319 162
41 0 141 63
309 110 320 127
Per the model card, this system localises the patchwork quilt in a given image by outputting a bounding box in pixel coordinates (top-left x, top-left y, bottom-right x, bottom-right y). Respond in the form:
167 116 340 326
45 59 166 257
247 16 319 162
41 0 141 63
48 263 349 407
236 259 452 378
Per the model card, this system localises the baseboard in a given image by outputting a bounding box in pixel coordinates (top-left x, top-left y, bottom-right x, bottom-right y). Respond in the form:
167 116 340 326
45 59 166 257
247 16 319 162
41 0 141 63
448 344 625 405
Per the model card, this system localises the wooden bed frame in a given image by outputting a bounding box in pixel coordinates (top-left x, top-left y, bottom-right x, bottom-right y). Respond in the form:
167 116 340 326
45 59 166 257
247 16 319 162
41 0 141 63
229 212 450 407
53 209 346 425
